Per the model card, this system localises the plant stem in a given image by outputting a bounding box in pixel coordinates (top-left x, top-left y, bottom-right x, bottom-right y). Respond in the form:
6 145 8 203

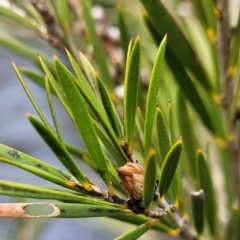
217 0 240 203
159 199 197 239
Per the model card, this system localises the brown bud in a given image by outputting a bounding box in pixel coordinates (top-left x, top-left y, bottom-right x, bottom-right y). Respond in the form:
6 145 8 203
116 162 144 200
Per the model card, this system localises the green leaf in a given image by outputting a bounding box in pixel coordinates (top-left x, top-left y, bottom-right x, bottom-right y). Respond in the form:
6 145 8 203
135 106 145 157
58 0 70 33
27 113 91 190
0 202 130 218
0 181 118 208
191 0 216 33
45 76 63 141
80 0 112 89
177 91 198 178
229 15 240 76
224 205 240 240
54 57 113 189
156 105 171 162
13 63 52 131
94 121 125 166
143 149 157 208
124 36 140 153
38 56 73 121
0 143 70 181
196 148 218 236
0 5 41 32
143 13 216 135
114 219 158 240
66 49 101 100
0 36 54 72
228 67 240 133
144 35 167 158
65 144 96 170
117 5 131 58
19 67 46 90
167 100 175 144
159 139 182 197
96 72 124 141
140 0 212 92
191 190 204 235
0 156 85 193
114 214 177 234
61 52 128 163
79 52 101 97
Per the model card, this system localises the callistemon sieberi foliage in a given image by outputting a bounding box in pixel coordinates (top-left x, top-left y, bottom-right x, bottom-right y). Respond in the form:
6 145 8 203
1 1 239 239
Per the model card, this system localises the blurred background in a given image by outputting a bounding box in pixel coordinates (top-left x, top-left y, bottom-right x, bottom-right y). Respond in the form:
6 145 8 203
1 0 239 239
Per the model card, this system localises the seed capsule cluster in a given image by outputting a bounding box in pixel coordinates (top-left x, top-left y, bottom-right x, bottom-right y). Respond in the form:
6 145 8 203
116 162 144 200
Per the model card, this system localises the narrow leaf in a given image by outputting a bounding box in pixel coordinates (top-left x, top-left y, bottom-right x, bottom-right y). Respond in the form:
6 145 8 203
66 49 101 101
65 144 96 170
94 121 125 166
0 156 84 193
13 62 52 131
124 36 140 153
191 190 204 235
54 57 112 188
177 91 198 178
45 76 63 141
79 52 101 97
224 205 240 240
143 149 157 208
114 214 177 234
27 113 91 190
117 5 130 58
115 219 158 240
143 14 216 134
135 106 145 156
0 36 54 71
59 0 70 33
141 1 212 92
38 56 73 121
96 72 124 141
168 100 175 144
0 181 118 208
0 143 70 181
19 67 46 90
81 0 112 89
144 35 167 158
159 139 182 197
156 105 171 162
0 202 130 219
0 5 41 32
196 148 218 236
67 51 127 162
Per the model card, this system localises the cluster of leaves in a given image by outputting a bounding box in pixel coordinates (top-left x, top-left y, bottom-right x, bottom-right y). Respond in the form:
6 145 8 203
0 0 240 239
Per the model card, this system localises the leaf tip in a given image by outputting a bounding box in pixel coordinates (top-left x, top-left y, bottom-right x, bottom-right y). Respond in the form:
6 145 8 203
197 147 202 155
177 137 183 144
25 112 31 118
12 61 17 69
52 54 58 61
64 48 69 54
148 148 156 158
108 182 115 196
116 3 121 10
141 8 147 16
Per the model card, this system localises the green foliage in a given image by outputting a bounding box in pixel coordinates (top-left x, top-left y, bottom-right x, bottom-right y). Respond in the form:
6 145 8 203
0 0 240 239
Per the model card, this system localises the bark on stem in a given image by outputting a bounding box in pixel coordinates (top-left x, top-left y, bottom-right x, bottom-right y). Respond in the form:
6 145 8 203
217 0 240 202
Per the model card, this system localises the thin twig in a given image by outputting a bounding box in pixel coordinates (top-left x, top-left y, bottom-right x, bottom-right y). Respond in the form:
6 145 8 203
30 0 65 51
217 0 240 202
158 199 197 240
